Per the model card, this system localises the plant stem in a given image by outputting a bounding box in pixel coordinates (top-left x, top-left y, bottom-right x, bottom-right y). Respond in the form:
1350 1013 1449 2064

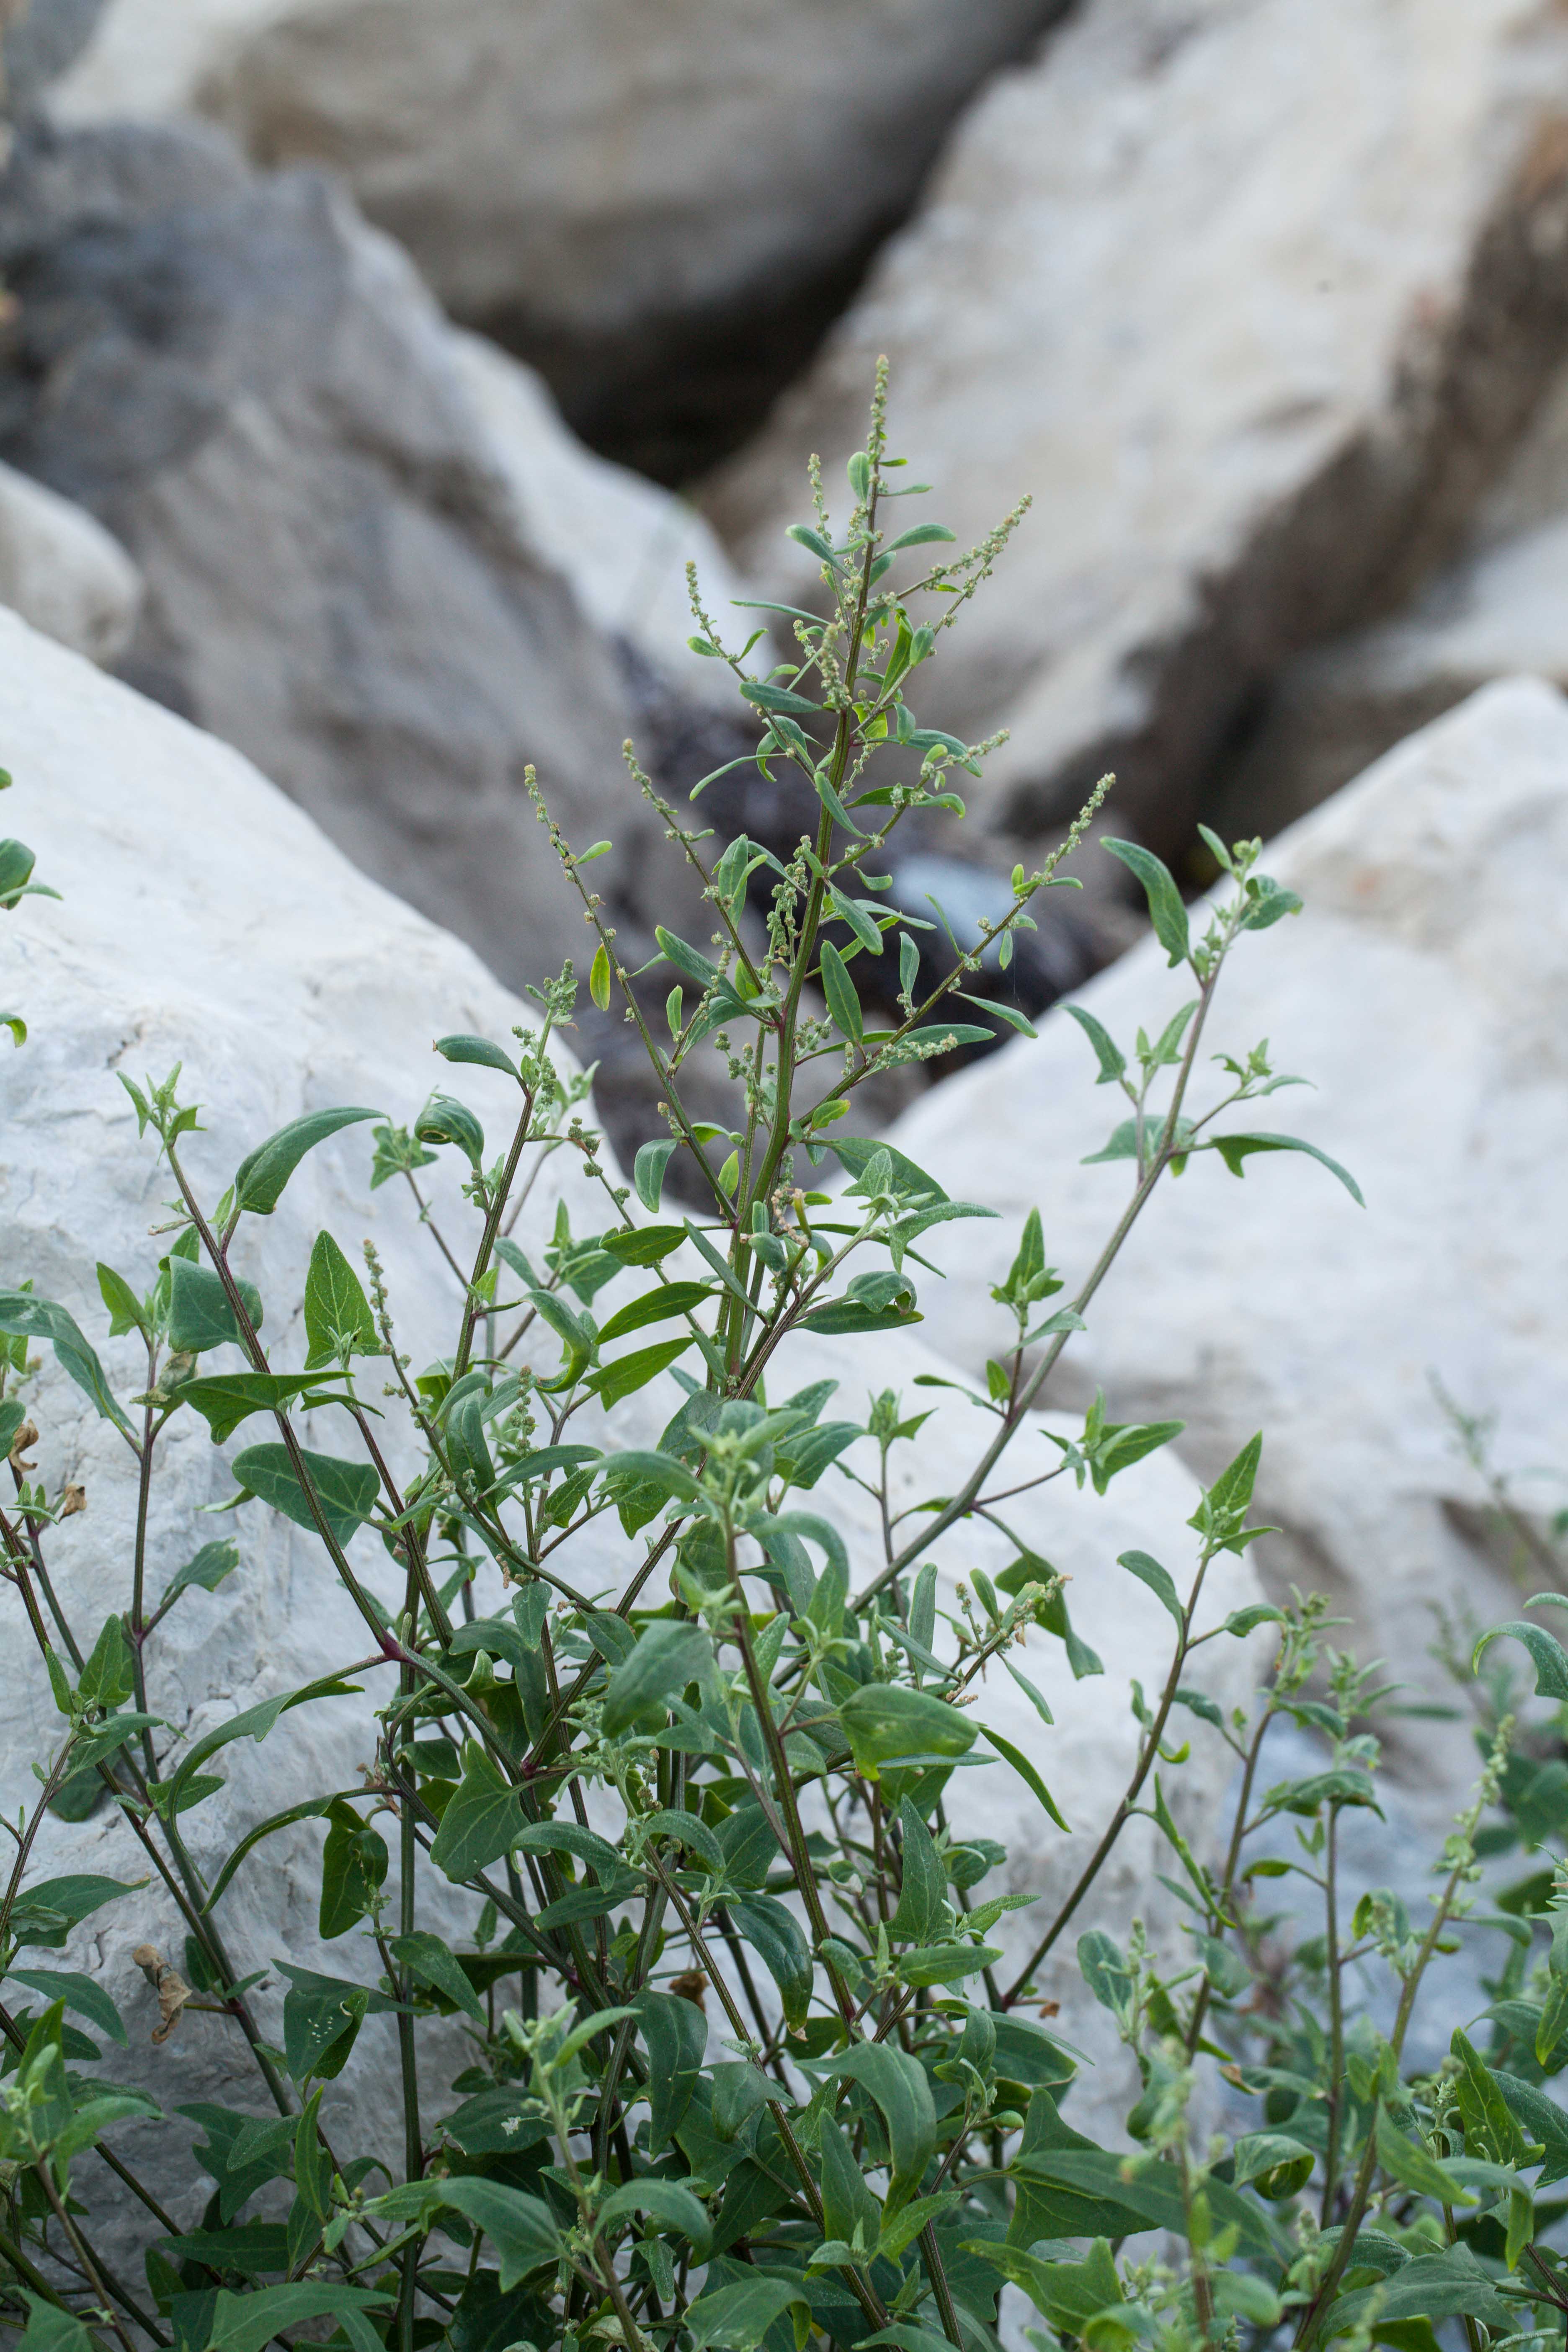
1003 1545 1215 2005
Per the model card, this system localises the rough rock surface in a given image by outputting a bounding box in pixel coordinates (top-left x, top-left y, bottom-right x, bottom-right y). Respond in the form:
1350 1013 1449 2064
0 0 107 111
0 115 718 1012
47 0 1065 480
870 677 1568 1808
0 456 141 661
1212 362 1568 837
707 0 1568 858
446 327 748 712
0 614 1260 2221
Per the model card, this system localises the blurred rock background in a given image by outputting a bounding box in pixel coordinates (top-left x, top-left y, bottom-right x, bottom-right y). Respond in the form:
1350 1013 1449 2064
1 0 1568 1817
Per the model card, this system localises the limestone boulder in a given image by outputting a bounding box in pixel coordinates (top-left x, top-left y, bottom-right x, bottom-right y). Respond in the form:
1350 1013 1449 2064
46 0 1065 481
445 327 748 714
0 456 141 661
707 0 1568 860
1212 363 1568 838
868 678 1568 1808
0 614 1260 2225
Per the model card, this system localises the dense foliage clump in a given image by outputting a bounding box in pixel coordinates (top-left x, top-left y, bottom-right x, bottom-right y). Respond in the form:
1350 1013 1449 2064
4 375 1568 2352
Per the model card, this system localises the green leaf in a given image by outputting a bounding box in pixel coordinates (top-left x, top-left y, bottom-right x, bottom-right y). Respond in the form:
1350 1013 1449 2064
1081 1113 1197 1168
597 2177 711 2252
176 1372 353 1444
956 992 1037 1038
164 1673 363 1814
596 1283 712 1344
655 925 720 986
1452 2025 1535 2164
430 2178 562 2290
962 2237 1121 2334
686 2270 810 2352
319 1803 389 1940
600 1222 687 1266
6 1874 141 1950
633 1141 677 1213
826 883 885 955
1230 2132 1315 2195
634 1988 708 2153
820 2111 882 2245
3 1967 127 2046
0 1290 132 1433
822 2040 936 2215
158 1540 240 1611
818 938 863 1044
207 2284 394 2352
275 1963 382 2083
415 1093 485 1166
729 1896 812 2030
825 1134 948 1203
389 1929 485 2022
434 1034 518 1076
1063 1004 1126 1085
165 1258 264 1354
1376 2107 1475 2203
589 942 612 1010
202 1795 338 1913
1328 2246 1511 2335
583 1333 697 1408
14 2294 95 2352
1495 2072 1568 2185
1473 1621 1568 1700
96 1262 148 1340
428 1745 527 1881
304 1231 379 1367
234 1107 381 1216
1117 1550 1184 1630
885 522 957 552
898 1940 1005 1986
1101 839 1189 966
889 1800 946 1943
231 1443 381 1547
741 680 823 718
1016 2147 1275 2256
1205 1130 1364 1205
978 1720 1070 1832
839 1683 977 1779
602 1621 714 1737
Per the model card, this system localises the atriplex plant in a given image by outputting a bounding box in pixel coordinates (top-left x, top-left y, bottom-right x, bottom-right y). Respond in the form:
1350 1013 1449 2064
4 373 1568 2352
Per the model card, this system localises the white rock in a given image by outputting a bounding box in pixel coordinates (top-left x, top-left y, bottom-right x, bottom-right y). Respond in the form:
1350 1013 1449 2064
0 613 1259 2229
0 459 141 665
706 0 1568 856
870 677 1568 1810
47 0 1063 477
446 329 749 711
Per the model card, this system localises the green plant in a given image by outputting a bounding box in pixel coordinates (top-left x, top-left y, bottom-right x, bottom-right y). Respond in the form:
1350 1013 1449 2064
3 377 1562 2352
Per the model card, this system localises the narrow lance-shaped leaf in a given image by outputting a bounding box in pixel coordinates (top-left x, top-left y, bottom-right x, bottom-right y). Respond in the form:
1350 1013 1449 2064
818 937 863 1044
0 1291 132 1434
1204 1130 1364 1205
1101 839 1189 967
233 1107 382 1216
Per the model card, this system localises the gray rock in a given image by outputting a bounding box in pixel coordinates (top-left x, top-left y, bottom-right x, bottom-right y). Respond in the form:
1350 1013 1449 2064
1 0 108 113
0 116 684 1016
47 0 1067 481
867 677 1568 1813
0 455 141 659
1210 361 1568 839
706 0 1568 862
